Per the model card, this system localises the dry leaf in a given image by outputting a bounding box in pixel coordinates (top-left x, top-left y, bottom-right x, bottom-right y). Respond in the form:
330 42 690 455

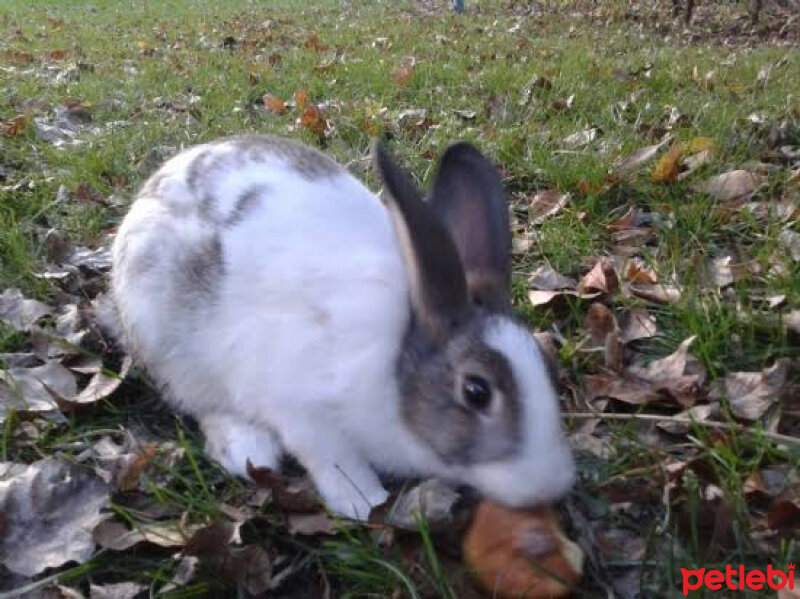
0 458 110 576
45 49 70 61
656 403 717 435
391 58 416 86
651 144 683 184
288 512 338 536
247 461 321 512
528 289 599 307
385 479 461 530
619 308 657 343
58 356 132 409
701 170 766 202
299 104 326 137
1 359 77 421
562 127 599 148
0 49 35 65
528 266 577 291
626 283 682 304
779 229 800 262
93 518 203 550
293 88 308 110
262 93 286 114
304 34 326 53
614 137 672 175
89 583 148 599
583 303 616 348
528 190 570 225
624 258 658 284
709 359 789 420
1 114 30 137
0 288 53 331
579 258 619 295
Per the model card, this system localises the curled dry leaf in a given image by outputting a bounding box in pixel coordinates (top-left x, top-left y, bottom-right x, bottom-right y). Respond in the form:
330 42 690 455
619 308 657 343
562 127 600 149
93 517 204 550
579 258 619 295
246 461 321 512
463 502 583 599
1 114 30 137
528 265 577 291
299 104 326 137
0 288 53 331
701 170 766 202
262 93 286 114
1 359 77 422
583 303 616 348
287 511 338 536
58 356 132 409
385 479 461 530
709 359 789 420
656 403 718 435
626 282 682 304
651 144 683 184
613 136 672 175
89 583 148 599
624 258 657 284
586 337 704 407
528 190 570 225
0 458 110 576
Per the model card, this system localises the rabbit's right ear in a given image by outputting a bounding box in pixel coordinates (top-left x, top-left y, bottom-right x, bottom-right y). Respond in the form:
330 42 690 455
373 141 471 344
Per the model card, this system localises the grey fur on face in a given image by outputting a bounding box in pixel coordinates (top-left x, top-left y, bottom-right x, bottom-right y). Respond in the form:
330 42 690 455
398 316 521 466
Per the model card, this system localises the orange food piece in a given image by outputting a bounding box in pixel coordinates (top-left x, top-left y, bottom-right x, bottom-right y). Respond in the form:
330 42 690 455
463 501 583 598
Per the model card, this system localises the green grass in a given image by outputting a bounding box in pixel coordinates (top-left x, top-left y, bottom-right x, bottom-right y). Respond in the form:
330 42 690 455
0 0 797 597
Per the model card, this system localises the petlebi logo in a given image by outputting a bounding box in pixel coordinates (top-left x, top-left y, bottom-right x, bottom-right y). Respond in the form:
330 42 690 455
681 563 795 595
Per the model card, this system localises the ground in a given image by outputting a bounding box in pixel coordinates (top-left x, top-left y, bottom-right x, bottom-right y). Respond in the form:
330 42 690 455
0 0 797 598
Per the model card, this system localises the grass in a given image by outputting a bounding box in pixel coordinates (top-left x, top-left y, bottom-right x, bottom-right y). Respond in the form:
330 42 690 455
0 0 797 597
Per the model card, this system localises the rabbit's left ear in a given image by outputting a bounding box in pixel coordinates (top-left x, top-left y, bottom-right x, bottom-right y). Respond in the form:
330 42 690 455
373 141 471 344
429 143 511 314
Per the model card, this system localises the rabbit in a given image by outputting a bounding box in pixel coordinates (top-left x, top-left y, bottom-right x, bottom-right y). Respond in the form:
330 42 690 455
110 134 575 520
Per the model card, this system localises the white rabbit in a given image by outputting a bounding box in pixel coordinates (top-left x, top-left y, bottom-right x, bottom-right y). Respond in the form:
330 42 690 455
110 135 574 520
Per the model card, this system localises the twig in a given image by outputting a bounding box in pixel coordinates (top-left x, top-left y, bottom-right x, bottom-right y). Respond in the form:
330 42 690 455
564 412 799 446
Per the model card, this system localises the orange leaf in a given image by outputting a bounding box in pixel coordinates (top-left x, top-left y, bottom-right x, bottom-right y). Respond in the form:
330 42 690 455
300 105 326 136
294 88 308 110
0 50 35 65
305 34 326 53
651 144 683 184
0 114 29 137
392 65 414 86
45 48 69 61
262 93 286 114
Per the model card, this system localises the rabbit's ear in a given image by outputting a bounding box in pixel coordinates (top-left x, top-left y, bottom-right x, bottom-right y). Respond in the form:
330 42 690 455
429 143 511 314
373 141 471 343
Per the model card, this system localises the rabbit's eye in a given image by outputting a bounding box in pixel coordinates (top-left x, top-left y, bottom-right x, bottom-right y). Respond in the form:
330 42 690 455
462 374 492 412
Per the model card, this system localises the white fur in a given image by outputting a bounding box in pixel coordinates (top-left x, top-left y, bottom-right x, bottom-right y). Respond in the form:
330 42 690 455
112 138 574 519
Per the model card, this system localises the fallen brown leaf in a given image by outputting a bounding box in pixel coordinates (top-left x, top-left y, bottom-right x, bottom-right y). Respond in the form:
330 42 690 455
528 265 577 291
247 461 321 512
288 511 338 536
614 137 672 175
651 144 683 184
262 93 286 114
1 359 77 422
0 288 53 331
528 190 570 225
626 282 682 304
701 170 766 202
0 114 30 137
294 88 308 110
579 258 619 295
0 458 110 576
385 479 461 531
299 104 326 137
709 359 789 420
45 49 70 61
624 258 657 284
619 308 657 343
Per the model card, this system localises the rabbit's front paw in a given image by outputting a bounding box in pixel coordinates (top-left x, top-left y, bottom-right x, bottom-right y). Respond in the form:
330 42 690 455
201 415 282 476
322 480 389 521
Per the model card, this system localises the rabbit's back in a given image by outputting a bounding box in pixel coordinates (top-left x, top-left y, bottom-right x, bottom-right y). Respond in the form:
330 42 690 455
112 136 409 419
